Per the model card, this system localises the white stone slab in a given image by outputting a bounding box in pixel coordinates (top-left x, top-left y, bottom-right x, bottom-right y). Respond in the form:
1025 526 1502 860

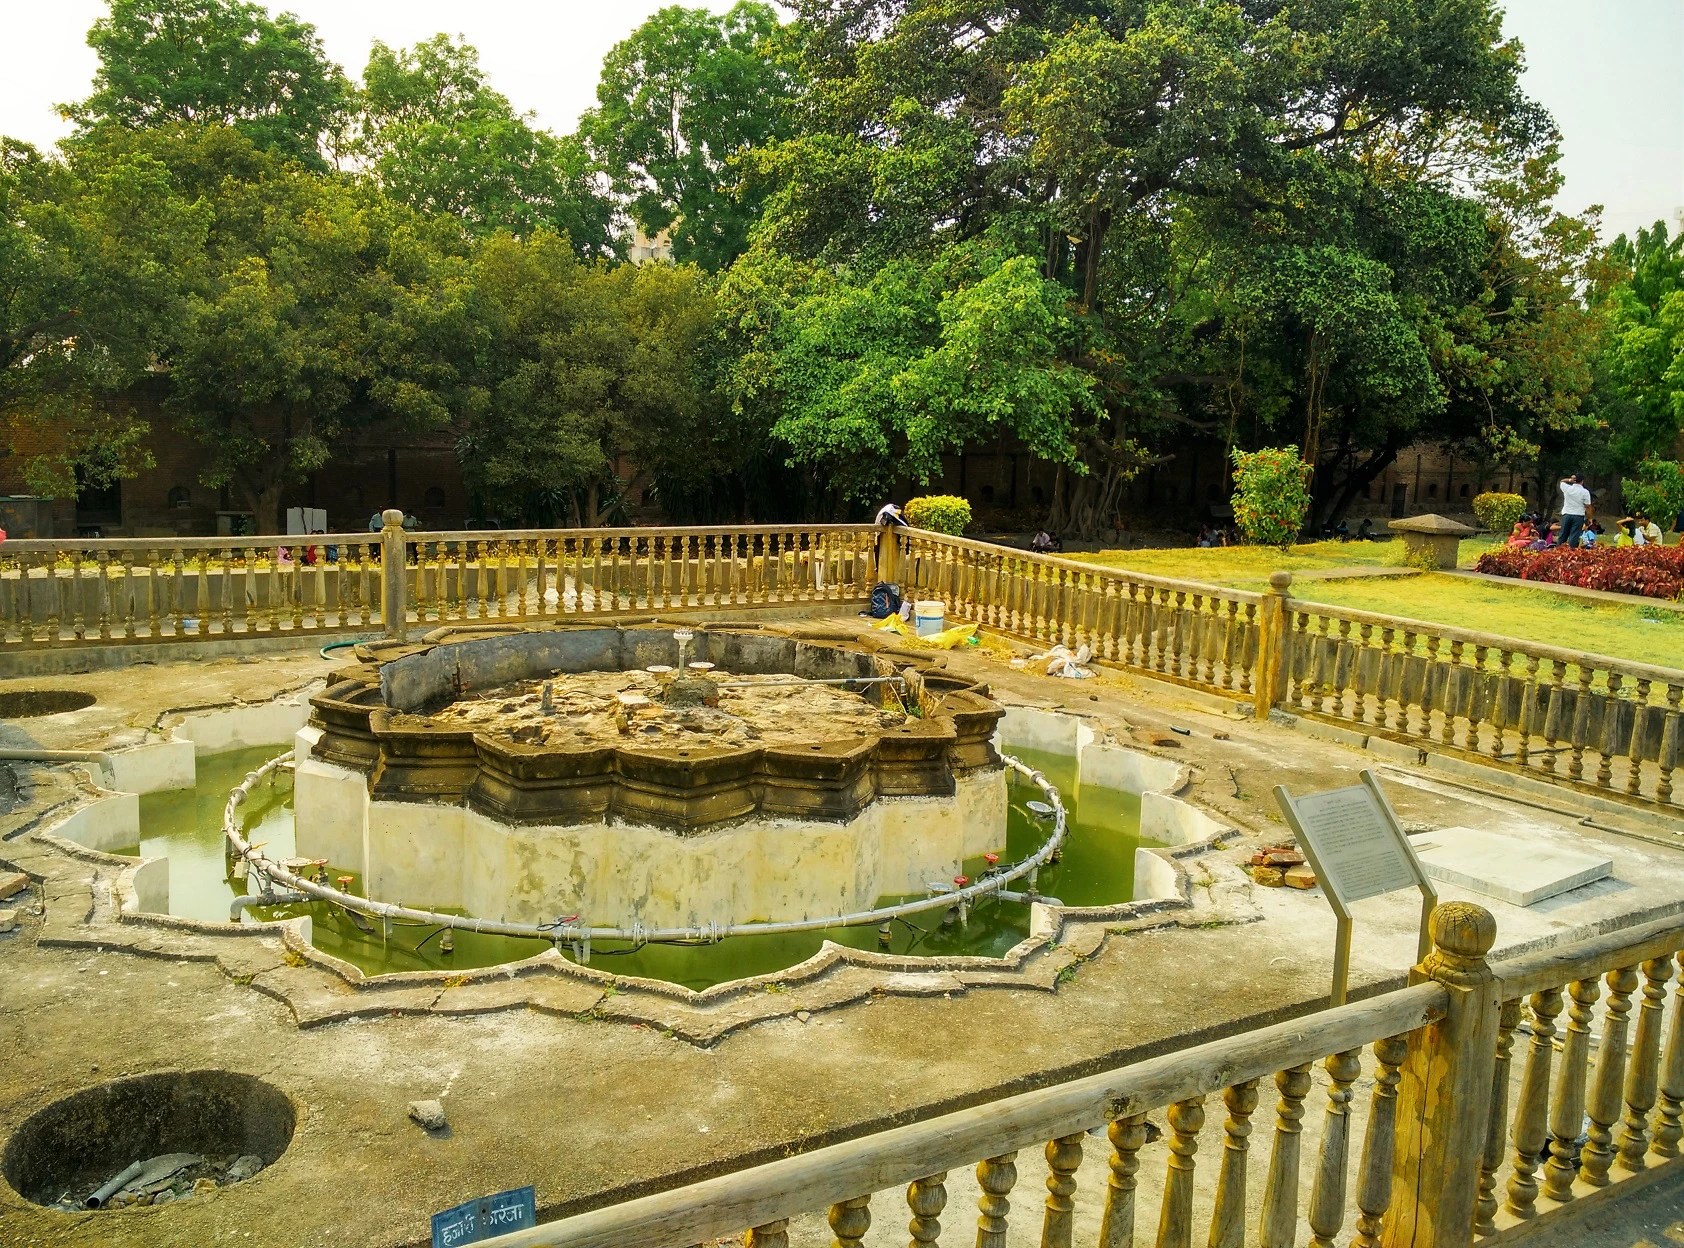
1408 826 1612 907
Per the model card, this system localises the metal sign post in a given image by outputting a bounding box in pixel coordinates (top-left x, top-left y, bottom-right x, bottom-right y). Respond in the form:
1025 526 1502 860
1272 769 1437 1007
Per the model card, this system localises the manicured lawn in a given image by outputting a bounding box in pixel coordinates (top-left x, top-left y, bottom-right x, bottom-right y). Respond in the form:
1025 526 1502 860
1080 538 1684 669
1080 537 1495 584
1289 573 1684 670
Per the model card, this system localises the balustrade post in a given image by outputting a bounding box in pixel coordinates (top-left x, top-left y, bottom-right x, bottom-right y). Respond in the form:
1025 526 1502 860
1253 571 1292 720
1381 902 1500 1248
975 1153 1016 1248
1475 1001 1520 1235
1041 1133 1083 1248
830 1194 871 1248
1615 954 1674 1171
1098 1113 1147 1248
379 510 409 639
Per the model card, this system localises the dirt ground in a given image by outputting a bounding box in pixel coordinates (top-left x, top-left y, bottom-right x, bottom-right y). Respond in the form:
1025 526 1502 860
2 629 1681 1247
421 669 903 751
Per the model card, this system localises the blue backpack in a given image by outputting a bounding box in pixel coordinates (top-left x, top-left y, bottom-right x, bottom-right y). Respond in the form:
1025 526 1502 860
868 583 902 619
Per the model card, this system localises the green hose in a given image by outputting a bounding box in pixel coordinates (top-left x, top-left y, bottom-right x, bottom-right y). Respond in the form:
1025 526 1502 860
319 640 360 659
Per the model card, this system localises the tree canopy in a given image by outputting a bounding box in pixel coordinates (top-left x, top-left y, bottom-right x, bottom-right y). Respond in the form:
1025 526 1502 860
584 3 789 270
67 0 350 167
355 35 614 254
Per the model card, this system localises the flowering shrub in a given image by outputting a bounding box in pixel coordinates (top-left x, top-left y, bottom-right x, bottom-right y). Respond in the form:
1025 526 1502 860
905 495 973 535
1473 543 1684 600
1231 447 1311 548
1470 492 1526 535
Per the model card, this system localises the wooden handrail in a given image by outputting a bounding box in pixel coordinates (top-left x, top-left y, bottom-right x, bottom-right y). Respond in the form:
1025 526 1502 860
0 523 879 555
482 984 1446 1248
1493 911 1684 1001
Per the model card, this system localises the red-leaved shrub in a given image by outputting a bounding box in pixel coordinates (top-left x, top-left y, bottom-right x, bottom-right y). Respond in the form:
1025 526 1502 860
1473 543 1684 600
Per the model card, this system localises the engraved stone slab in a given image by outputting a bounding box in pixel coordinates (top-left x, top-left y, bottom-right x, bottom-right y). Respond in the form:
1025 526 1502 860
1408 826 1613 907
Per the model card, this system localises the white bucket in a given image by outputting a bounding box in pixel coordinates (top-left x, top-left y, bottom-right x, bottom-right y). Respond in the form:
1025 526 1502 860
914 600 945 637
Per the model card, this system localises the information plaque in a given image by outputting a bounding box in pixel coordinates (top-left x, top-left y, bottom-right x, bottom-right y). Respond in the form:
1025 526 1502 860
432 1185 537 1248
1273 771 1436 1006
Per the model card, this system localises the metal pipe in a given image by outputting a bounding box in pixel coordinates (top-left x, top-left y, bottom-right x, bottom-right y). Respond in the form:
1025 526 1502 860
229 890 307 921
223 754 1067 948
0 749 116 787
86 1160 143 1209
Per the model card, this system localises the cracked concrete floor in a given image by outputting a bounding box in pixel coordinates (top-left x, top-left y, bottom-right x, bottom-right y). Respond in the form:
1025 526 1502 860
2 636 1682 1247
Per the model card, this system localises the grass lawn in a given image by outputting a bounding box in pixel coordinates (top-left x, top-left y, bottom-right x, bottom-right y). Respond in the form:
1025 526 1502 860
1080 537 1498 584
1080 538 1684 670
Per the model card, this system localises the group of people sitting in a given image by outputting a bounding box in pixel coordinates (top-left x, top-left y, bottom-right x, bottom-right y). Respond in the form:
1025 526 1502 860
1506 474 1670 551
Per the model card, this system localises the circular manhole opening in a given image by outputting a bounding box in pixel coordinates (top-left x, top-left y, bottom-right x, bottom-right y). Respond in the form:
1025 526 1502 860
2 1071 295 1209
0 689 96 718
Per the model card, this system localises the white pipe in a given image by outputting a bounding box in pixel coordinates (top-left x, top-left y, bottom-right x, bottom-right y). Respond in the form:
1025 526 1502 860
223 754 1067 947
0 749 116 787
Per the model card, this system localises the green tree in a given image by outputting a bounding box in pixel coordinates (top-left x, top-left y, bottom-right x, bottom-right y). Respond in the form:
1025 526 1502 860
0 136 209 494
355 35 613 254
720 238 1098 506
738 0 1586 535
584 2 789 269
457 231 720 525
1598 222 1684 466
67 0 351 167
143 128 475 533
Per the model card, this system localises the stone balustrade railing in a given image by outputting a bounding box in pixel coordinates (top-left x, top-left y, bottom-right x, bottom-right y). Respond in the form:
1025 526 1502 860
0 518 880 649
891 530 1684 814
476 903 1684 1248
892 529 1266 700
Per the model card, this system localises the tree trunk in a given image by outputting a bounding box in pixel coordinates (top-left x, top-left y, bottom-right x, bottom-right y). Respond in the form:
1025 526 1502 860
1313 439 1403 528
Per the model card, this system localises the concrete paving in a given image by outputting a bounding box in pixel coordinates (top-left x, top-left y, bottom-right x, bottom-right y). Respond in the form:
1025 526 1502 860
0 632 1680 1247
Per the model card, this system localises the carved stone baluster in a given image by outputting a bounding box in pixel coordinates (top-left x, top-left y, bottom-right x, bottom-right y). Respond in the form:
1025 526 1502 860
1615 954 1675 1171
1207 1080 1258 1248
1568 667 1593 781
1309 1050 1362 1248
1041 1133 1083 1248
1581 965 1639 1186
1658 685 1682 804
19 554 38 643
1475 1001 1521 1235
69 549 86 639
1352 1034 1407 1248
830 1194 871 1248
908 1173 947 1248
1258 1064 1312 1248
1653 950 1684 1158
1154 1097 1205 1248
1515 655 1541 769
1626 678 1652 795
114 551 132 638
94 546 112 637
1426 636 1450 744
745 1219 788 1248
1542 976 1602 1201
222 547 238 632
1506 987 1564 1218
46 552 64 641
1594 672 1624 789
974 1153 1016 1248
1098 1113 1147 1248
1381 627 1402 732
287 548 303 630
1322 618 1349 716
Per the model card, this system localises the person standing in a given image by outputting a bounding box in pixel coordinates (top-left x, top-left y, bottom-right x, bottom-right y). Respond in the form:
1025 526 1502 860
1557 474 1590 549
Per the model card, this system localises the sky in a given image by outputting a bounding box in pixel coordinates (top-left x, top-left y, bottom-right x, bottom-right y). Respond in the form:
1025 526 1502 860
0 0 1679 241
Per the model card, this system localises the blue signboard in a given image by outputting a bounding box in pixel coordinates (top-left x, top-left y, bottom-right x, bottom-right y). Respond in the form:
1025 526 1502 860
432 1185 537 1248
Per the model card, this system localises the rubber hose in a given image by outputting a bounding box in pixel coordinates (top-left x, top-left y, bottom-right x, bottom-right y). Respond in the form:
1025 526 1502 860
319 640 359 659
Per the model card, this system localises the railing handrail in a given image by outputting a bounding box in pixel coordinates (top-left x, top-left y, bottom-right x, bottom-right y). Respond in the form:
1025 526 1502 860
1491 909 1684 1000
0 522 880 556
480 982 1447 1248
1283 594 1684 688
898 528 1265 604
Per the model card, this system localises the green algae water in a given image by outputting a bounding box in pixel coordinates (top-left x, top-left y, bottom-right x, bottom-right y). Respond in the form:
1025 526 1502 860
129 745 1148 991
